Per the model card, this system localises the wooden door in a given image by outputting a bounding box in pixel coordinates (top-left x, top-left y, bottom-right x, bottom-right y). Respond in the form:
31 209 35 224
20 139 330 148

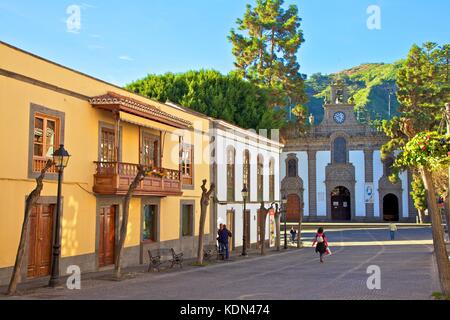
226 210 235 251
286 194 300 222
28 204 54 278
99 206 116 267
331 187 351 221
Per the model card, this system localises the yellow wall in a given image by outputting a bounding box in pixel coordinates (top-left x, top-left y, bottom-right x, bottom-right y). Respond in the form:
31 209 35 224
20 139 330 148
0 42 211 269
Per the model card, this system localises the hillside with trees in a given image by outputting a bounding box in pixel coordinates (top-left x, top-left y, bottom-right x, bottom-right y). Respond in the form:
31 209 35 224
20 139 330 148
304 62 404 124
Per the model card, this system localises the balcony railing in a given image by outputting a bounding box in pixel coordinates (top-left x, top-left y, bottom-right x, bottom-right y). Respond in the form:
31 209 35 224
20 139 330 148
93 161 182 196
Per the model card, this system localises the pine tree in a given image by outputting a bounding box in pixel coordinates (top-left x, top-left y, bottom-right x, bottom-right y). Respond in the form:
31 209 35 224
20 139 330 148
229 0 307 107
382 42 450 295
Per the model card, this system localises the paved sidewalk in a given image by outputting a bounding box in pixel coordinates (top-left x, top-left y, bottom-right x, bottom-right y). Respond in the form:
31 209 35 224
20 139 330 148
1 227 440 300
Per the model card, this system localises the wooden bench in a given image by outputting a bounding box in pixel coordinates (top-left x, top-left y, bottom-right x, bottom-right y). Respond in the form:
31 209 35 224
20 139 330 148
203 244 221 261
147 248 183 272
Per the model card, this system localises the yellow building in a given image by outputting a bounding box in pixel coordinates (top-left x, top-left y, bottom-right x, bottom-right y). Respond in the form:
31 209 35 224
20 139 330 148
0 41 212 284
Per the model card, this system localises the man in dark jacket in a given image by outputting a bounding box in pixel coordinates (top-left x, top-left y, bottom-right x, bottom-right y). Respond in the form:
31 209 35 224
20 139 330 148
219 225 232 260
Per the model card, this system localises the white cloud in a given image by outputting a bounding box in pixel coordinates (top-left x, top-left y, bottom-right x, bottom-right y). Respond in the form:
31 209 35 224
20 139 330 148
119 55 133 61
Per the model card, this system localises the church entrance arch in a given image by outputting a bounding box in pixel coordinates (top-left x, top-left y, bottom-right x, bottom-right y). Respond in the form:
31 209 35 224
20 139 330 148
331 186 351 221
383 194 399 222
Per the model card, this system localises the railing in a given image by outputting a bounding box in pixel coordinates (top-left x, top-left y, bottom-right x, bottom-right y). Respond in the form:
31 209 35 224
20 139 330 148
93 161 182 196
33 157 57 173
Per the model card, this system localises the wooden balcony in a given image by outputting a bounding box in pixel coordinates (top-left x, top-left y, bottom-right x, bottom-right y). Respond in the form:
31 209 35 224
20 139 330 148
93 162 182 196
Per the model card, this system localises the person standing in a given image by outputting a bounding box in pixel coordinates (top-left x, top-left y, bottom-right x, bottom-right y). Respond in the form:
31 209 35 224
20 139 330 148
290 227 297 244
217 224 224 257
312 227 328 263
389 223 398 240
219 225 232 260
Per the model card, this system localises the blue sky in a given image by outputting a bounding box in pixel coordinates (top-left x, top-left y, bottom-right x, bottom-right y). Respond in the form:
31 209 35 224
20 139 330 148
0 0 449 86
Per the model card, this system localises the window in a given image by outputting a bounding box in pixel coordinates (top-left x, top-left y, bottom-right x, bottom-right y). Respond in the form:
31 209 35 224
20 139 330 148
181 204 194 237
333 137 347 164
243 150 251 196
269 159 275 201
288 158 297 177
141 132 160 167
227 147 235 202
257 155 264 202
32 114 60 173
100 127 115 162
181 144 194 186
143 205 158 242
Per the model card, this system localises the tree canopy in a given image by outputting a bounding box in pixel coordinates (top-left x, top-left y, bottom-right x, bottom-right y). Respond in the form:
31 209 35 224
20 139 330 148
126 70 286 130
228 0 307 108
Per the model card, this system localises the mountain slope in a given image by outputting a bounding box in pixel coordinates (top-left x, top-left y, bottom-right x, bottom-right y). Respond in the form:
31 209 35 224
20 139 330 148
305 61 403 124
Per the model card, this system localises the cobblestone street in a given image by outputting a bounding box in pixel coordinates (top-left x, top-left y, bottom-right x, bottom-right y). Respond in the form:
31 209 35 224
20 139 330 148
3 227 441 300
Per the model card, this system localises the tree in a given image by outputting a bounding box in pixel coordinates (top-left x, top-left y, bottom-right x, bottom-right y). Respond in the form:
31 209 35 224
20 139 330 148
197 180 215 265
114 166 149 279
229 0 307 108
273 203 281 251
391 131 450 295
382 42 450 295
258 202 270 255
7 160 53 295
126 70 286 130
410 172 427 223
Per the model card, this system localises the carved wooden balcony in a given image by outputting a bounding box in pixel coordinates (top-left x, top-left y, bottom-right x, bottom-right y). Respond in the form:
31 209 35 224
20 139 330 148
93 162 182 196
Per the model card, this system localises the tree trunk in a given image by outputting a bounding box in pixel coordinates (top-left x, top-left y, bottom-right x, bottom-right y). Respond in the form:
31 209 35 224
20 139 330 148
259 203 269 256
421 168 450 295
7 160 53 296
197 180 215 265
297 202 304 248
114 166 147 279
274 203 281 251
418 210 424 224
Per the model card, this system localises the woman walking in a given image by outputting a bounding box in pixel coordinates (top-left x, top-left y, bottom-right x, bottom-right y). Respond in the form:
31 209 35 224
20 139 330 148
312 227 328 263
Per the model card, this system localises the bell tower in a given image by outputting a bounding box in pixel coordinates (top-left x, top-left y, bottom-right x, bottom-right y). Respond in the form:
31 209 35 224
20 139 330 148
330 79 349 104
321 79 357 126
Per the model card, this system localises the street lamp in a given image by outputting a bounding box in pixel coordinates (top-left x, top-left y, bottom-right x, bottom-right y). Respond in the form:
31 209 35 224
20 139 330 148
282 196 288 249
49 144 70 288
241 184 249 256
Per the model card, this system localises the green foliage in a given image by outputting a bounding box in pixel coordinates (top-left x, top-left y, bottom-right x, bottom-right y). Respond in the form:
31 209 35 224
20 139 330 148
396 43 450 132
411 174 427 212
392 132 450 173
305 62 403 124
126 70 286 130
381 42 449 180
432 292 450 300
229 0 307 107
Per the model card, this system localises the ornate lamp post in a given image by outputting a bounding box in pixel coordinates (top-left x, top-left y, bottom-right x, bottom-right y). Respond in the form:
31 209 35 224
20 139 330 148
49 144 70 288
282 196 288 249
241 184 249 256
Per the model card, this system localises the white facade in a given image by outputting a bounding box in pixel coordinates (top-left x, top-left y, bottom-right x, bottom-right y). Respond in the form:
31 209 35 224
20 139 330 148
280 148 412 221
212 120 283 248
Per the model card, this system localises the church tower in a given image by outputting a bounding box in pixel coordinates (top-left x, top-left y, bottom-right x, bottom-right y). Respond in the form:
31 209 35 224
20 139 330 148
320 79 358 127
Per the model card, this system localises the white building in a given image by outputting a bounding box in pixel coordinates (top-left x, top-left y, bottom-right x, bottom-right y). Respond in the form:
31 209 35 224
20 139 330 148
210 120 284 250
280 81 416 222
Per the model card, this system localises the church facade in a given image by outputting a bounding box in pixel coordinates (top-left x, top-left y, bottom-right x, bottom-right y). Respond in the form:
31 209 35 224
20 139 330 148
280 81 417 222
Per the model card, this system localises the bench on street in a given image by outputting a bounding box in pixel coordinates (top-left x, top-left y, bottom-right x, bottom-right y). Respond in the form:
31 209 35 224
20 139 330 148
204 244 222 261
147 248 184 272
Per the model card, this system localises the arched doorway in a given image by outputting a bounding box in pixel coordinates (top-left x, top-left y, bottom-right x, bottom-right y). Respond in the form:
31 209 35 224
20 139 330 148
383 194 399 222
286 194 300 222
331 186 351 221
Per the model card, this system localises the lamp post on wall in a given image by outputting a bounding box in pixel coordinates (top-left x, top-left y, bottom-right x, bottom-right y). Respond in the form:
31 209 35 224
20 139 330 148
241 184 249 257
49 144 70 288
282 196 288 249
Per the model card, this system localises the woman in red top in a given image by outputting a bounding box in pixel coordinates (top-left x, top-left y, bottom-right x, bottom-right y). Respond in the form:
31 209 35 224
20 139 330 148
312 227 328 263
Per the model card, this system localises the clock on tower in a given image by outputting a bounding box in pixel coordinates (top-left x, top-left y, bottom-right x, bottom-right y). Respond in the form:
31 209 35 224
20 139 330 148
333 111 346 124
